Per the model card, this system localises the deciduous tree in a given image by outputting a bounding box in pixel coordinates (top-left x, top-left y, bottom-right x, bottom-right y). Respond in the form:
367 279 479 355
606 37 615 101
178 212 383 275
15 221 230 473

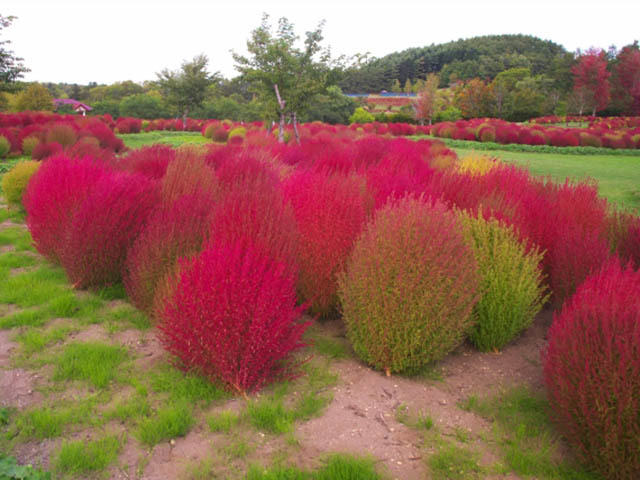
613 43 640 115
571 48 611 115
412 74 439 125
0 14 29 85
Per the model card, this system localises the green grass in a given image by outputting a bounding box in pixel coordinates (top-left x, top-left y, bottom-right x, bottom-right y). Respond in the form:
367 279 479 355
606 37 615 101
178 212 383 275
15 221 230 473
136 401 194 446
455 147 640 210
461 387 598 479
304 325 351 359
99 303 150 330
53 434 123 477
245 392 294 434
0 265 69 308
0 226 35 251
428 442 484 480
53 342 129 388
0 308 47 329
104 394 151 423
15 325 75 354
9 401 94 441
207 410 240 434
0 251 38 269
148 364 228 406
247 454 382 479
46 292 103 318
119 131 209 149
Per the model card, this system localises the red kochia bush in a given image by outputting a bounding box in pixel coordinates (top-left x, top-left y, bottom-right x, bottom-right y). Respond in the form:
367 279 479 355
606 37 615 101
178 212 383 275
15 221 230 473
116 144 175 179
31 141 63 160
544 259 640 480
124 193 215 313
61 172 159 288
283 171 372 316
157 240 309 394
24 155 110 263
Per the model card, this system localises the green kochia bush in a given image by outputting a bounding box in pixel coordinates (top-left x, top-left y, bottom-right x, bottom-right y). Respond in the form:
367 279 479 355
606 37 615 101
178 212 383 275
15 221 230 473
0 135 11 158
338 196 480 375
457 212 548 351
1 161 40 208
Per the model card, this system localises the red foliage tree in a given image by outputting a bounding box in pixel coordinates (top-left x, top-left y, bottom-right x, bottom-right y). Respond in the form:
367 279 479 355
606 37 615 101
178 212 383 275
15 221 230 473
613 44 640 115
571 48 611 115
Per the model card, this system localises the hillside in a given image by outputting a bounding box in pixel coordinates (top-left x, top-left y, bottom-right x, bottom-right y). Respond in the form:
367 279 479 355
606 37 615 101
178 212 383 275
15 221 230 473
339 34 571 93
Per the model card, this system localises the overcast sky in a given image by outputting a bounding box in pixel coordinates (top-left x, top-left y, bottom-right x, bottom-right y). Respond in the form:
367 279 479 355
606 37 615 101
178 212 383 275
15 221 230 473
3 0 639 85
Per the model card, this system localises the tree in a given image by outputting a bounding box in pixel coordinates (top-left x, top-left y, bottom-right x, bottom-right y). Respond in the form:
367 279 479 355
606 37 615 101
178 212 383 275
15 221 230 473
488 67 530 118
15 83 53 111
412 74 439 125
454 78 492 118
571 48 611 115
613 43 640 115
0 15 29 86
157 54 218 127
119 93 170 119
303 85 357 124
233 14 332 143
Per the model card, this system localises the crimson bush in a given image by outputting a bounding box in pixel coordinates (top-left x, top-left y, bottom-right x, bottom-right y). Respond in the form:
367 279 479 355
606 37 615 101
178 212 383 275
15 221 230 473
157 239 309 394
61 172 159 288
338 196 480 374
544 259 640 479
24 155 110 263
284 171 372 316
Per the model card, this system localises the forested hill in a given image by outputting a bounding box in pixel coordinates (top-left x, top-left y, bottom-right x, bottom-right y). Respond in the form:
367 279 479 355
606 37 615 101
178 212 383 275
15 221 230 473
338 34 571 93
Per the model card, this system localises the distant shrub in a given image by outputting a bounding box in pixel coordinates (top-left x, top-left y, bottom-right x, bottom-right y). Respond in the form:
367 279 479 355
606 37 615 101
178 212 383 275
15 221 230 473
61 172 159 288
578 131 603 148
45 123 77 148
0 135 10 158
457 212 548 351
204 122 229 142
24 155 110 263
115 118 142 134
21 136 40 157
31 142 63 161
349 107 375 125
1 161 41 208
434 106 462 123
124 193 214 313
227 127 246 145
477 125 496 143
117 145 175 179
284 171 371 316
456 154 498 176
338 196 479 374
544 259 640 480
157 239 309 394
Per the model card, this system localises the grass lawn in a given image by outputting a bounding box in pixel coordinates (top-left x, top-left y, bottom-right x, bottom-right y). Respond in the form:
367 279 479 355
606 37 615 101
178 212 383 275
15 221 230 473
454 147 640 211
119 131 209 149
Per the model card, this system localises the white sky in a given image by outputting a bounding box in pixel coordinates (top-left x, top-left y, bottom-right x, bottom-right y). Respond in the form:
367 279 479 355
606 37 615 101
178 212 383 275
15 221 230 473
3 0 640 85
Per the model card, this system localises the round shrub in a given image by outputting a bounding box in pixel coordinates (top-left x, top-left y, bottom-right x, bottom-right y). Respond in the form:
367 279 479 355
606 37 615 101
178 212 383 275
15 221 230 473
0 135 10 158
457 212 548 351
1 161 41 208
543 259 640 480
227 127 246 145
21 136 40 156
117 144 175 179
157 239 309 394
161 148 219 204
349 107 375 125
24 155 110 263
61 172 159 288
31 141 63 160
338 196 480 375
284 171 371 316
124 193 214 313
45 123 77 148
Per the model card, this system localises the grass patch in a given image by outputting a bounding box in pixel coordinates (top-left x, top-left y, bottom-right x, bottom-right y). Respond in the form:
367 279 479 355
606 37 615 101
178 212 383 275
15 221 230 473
0 251 37 269
0 265 68 308
104 394 151 423
224 437 253 459
304 325 350 359
95 283 127 301
245 392 293 434
15 325 74 354
149 364 228 406
247 454 382 479
119 131 208 149
395 404 434 431
462 387 598 479
53 434 123 477
136 401 194 446
53 342 129 388
100 303 150 330
428 441 484 480
46 292 103 318
0 226 34 251
0 308 47 329
9 401 94 440
207 410 240 434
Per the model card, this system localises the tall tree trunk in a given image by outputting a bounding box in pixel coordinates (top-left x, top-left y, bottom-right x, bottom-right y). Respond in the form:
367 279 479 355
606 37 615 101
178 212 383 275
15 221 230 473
274 84 286 144
182 107 189 130
292 112 301 145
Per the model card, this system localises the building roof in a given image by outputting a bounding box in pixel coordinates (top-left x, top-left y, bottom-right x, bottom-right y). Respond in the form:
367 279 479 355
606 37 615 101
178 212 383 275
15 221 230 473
53 98 93 111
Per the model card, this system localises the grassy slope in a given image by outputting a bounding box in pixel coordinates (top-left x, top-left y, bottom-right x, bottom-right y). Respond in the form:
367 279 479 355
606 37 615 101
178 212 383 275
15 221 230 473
454 147 640 211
